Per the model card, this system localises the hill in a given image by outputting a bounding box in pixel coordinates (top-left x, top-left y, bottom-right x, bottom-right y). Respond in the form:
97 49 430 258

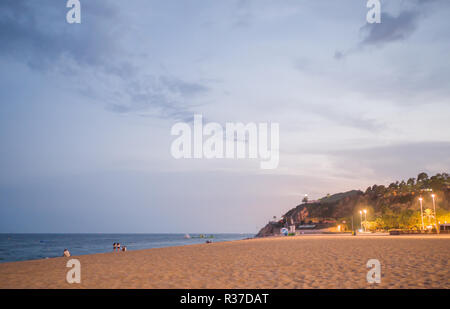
256 172 450 237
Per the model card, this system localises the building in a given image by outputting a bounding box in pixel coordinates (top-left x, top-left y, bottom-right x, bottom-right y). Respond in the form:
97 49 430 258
439 223 450 234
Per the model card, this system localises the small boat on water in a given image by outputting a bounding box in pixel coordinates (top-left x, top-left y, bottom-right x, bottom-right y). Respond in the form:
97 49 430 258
188 234 214 239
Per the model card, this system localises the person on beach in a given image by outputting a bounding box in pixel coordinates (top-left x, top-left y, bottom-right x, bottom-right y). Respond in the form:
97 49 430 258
122 246 127 252
117 243 121 251
63 249 70 257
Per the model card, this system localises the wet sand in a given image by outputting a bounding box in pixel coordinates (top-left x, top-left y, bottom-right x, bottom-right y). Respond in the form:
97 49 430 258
0 235 449 289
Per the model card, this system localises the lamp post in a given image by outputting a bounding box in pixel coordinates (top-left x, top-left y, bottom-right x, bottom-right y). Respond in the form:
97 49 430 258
419 197 424 231
359 210 363 232
351 215 354 236
431 194 438 233
363 209 367 232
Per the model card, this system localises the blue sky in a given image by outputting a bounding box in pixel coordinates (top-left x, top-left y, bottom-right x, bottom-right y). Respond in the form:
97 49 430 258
1 0 449 233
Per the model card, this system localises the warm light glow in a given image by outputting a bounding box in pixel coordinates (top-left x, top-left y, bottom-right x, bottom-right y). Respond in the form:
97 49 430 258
359 210 362 214
363 209 367 214
431 194 435 198
419 197 423 201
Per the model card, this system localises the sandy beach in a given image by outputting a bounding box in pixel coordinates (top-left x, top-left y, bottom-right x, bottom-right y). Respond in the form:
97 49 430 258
0 235 449 289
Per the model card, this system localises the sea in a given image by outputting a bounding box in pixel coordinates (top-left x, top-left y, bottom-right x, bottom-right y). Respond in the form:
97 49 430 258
0 233 254 263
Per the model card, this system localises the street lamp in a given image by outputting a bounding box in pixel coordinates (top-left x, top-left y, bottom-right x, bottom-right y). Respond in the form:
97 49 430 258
431 194 438 233
419 197 424 230
363 209 367 232
359 210 363 232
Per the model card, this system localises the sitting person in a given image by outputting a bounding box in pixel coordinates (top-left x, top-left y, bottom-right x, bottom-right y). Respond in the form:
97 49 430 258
122 246 127 252
63 249 71 257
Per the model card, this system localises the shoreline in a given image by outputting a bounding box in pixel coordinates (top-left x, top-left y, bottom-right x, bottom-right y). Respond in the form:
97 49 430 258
1 232 438 265
0 237 253 265
0 233 253 264
1 234 449 288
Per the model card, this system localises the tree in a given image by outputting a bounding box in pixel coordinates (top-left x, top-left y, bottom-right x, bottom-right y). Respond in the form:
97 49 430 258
417 172 429 183
407 178 415 186
399 180 407 191
388 182 398 190
374 185 386 196
374 218 385 231
424 208 434 224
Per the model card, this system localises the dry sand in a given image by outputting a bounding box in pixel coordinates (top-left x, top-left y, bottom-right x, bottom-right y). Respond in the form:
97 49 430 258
0 235 449 289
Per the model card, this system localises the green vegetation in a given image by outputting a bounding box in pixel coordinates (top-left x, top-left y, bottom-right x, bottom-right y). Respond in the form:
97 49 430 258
283 173 450 232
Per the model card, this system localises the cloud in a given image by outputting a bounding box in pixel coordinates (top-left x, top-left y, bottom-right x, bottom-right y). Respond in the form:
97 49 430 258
359 10 420 47
328 142 450 180
334 0 439 60
303 104 386 132
233 0 253 28
103 76 208 120
335 0 450 60
0 0 126 73
334 10 420 60
333 51 345 60
0 0 209 120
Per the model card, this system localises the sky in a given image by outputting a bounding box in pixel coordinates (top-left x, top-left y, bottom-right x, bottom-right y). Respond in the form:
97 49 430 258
0 0 449 233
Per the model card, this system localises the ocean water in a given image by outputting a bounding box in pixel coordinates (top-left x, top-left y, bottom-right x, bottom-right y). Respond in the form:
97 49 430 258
0 233 254 263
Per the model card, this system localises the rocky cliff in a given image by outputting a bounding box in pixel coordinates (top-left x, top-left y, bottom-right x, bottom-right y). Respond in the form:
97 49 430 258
256 173 450 237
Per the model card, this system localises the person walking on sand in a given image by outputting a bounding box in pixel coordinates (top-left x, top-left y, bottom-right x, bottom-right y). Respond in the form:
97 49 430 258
117 243 121 251
63 249 71 257
113 242 117 252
